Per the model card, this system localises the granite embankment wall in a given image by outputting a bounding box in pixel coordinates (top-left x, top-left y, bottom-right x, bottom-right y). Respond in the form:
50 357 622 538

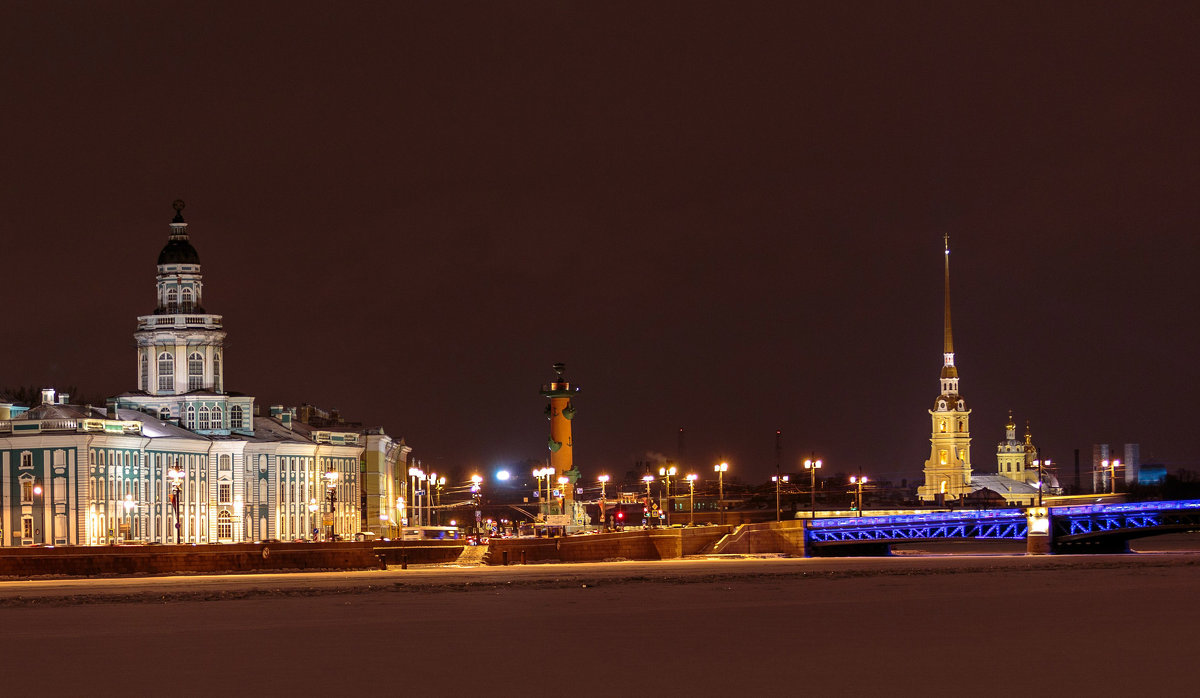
0 541 462 577
486 526 732 565
711 520 808 556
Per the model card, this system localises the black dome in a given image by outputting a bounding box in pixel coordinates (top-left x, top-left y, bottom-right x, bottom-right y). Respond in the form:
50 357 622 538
158 238 200 265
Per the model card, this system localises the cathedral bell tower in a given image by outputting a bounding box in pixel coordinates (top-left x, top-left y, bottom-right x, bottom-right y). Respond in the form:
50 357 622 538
918 235 973 503
133 201 227 400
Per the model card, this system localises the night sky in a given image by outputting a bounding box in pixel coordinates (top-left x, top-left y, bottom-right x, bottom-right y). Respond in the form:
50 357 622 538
4 2 1199 485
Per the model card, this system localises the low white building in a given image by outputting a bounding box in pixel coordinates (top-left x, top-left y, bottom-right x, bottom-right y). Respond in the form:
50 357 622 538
0 203 409 546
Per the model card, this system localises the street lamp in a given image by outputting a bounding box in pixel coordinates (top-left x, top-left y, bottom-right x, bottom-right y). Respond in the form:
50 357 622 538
167 462 184 544
325 468 338 541
1032 459 1052 506
408 466 425 526
804 457 823 520
598 475 610 530
771 474 789 522
1101 459 1121 495
471 474 483 540
308 498 318 539
642 474 655 525
433 476 446 525
685 474 698 526
850 475 868 516
122 494 136 542
713 462 728 525
658 465 676 526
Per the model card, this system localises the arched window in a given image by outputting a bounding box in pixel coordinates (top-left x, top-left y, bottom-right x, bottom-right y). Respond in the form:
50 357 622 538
230 405 244 429
185 404 196 428
181 287 194 310
213 352 221 392
219 454 232 473
166 288 177 310
188 352 204 391
140 352 149 392
211 404 223 429
158 352 174 391
198 406 210 430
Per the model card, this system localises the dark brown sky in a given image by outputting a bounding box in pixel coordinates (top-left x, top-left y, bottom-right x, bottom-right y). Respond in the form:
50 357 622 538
3 2 1199 484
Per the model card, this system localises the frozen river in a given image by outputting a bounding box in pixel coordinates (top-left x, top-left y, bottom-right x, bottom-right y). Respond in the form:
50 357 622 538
2 545 1198 696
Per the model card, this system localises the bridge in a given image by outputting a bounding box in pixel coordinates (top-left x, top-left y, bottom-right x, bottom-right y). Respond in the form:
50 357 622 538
804 499 1200 555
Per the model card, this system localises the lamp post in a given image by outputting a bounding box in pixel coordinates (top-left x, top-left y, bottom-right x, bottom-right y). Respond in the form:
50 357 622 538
407 466 424 526
167 462 184 544
658 465 676 525
471 474 483 541
433 476 445 526
533 467 551 519
1101 459 1121 495
685 474 697 526
804 457 823 520
1032 459 1052 507
122 494 136 542
771 474 789 522
428 471 437 526
325 468 338 541
713 462 728 525
642 474 655 526
308 498 318 539
850 475 868 516
598 474 610 530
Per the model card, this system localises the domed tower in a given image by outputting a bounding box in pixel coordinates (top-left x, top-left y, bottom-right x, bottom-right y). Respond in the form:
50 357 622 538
132 202 227 413
540 363 580 504
918 234 973 502
996 411 1027 479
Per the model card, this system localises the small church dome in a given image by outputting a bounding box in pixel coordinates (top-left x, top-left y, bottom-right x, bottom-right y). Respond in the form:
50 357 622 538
157 237 200 265
157 199 200 265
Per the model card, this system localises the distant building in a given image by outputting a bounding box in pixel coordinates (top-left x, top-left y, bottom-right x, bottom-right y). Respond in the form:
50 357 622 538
917 236 1044 505
1 203 410 546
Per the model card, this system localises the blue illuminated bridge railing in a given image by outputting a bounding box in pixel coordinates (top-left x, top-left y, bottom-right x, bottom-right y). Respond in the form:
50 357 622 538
1049 499 1200 540
807 509 1027 544
805 500 1200 545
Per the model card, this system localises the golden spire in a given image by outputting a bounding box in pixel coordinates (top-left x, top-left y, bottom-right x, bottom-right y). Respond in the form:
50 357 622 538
939 234 958 381
1006 410 1015 431
943 233 953 355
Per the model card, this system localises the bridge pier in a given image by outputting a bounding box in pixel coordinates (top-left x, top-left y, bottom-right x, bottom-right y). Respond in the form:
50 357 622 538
1026 507 1051 555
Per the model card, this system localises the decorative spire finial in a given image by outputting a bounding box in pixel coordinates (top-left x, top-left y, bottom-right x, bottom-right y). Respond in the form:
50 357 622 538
943 233 953 355
171 199 186 224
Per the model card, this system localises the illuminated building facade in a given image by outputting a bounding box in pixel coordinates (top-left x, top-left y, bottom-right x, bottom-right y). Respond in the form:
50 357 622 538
917 237 1042 505
0 204 409 546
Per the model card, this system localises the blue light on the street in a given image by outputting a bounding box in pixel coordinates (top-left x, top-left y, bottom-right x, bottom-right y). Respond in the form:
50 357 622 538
496 470 511 481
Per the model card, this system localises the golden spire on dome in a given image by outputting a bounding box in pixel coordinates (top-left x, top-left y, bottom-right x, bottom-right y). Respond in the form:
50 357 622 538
943 233 953 355
939 233 958 380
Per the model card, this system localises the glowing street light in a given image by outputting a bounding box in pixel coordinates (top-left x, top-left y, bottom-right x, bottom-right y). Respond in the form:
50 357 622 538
713 462 729 525
804 457 823 520
685 474 698 526
122 494 136 541
325 468 339 541
598 474 610 499
1101 459 1122 495
167 462 185 544
771 473 789 522
850 475 869 516
658 465 676 526
1032 458 1052 506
